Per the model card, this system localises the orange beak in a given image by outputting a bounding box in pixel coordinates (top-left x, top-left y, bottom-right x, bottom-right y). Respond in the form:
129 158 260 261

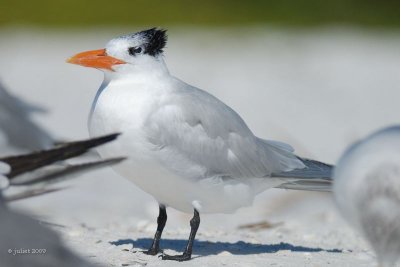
67 49 125 71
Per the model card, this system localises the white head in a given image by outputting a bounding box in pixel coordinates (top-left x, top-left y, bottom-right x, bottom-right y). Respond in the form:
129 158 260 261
67 28 169 77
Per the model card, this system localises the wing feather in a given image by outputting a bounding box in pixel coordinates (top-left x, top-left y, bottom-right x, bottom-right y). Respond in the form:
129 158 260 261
144 83 304 180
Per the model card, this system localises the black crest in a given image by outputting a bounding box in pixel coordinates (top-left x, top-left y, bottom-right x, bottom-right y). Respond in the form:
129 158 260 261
139 28 167 56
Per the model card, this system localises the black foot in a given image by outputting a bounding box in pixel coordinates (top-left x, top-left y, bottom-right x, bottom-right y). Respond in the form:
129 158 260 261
142 248 159 256
159 252 191 262
142 204 167 257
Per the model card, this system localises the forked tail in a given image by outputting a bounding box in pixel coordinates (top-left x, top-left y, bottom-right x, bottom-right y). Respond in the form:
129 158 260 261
272 158 333 192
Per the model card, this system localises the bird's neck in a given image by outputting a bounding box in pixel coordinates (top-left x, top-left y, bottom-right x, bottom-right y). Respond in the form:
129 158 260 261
89 58 171 125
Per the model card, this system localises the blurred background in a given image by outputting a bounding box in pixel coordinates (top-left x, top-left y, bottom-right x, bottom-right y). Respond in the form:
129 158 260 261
1 0 400 28
0 1 399 265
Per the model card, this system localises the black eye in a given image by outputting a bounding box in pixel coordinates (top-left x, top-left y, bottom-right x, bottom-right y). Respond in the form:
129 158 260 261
128 47 142 56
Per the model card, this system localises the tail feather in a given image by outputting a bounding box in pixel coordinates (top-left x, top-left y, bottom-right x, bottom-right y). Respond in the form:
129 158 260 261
275 179 332 192
272 157 333 191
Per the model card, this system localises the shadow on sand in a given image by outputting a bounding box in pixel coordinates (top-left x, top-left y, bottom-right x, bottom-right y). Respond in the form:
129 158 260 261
110 238 342 256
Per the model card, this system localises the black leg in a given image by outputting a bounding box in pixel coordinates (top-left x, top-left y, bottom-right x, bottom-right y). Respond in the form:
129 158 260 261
160 209 200 261
143 204 167 255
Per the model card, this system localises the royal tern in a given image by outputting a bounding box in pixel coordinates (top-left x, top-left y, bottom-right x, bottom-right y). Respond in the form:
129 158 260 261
334 126 400 267
68 28 332 261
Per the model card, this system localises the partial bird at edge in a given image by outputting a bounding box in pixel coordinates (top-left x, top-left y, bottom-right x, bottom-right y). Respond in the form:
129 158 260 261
0 80 54 152
1 133 124 201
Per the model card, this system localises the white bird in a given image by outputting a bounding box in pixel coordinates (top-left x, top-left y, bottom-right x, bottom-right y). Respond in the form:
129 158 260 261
334 126 400 267
68 28 332 261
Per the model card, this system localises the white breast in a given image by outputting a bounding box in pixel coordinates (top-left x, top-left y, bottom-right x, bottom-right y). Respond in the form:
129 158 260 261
88 76 275 214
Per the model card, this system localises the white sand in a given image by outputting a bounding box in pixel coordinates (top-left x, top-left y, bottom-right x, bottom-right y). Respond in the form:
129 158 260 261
1 27 400 266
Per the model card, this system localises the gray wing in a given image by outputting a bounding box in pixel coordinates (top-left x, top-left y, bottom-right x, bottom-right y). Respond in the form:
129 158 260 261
145 83 305 180
0 81 54 152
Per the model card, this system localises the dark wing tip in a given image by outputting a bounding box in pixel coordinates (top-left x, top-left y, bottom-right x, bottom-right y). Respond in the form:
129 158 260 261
1 133 122 178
